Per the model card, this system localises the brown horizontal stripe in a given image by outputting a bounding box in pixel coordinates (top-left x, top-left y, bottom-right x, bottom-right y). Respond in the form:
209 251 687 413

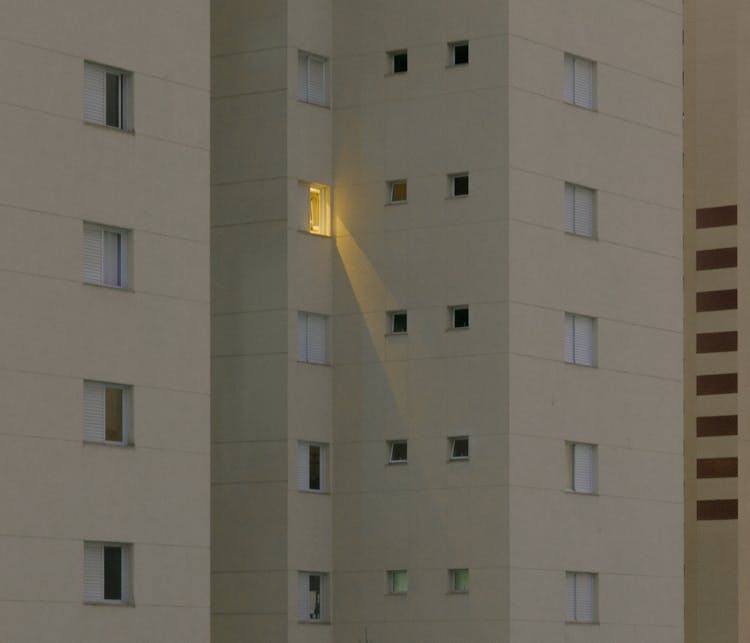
697 499 738 520
696 331 738 353
697 458 738 479
696 247 737 270
696 289 737 311
696 205 737 229
697 415 738 437
696 373 738 395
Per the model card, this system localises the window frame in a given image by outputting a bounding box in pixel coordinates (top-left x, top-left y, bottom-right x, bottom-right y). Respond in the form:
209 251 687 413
82 221 129 289
388 440 408 464
449 436 470 461
387 570 408 595
566 442 597 494
297 51 329 107
298 441 328 493
564 312 596 367
448 568 469 594
82 380 132 446
83 541 132 606
388 50 408 74
449 41 469 66
564 53 596 110
449 173 469 198
387 180 408 204
83 61 133 131
564 182 596 238
298 571 328 623
449 305 470 329
388 310 408 335
297 311 329 365
305 182 331 236
566 571 597 623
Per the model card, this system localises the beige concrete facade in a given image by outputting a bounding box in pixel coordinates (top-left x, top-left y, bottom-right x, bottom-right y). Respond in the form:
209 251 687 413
212 1 683 643
0 2 210 642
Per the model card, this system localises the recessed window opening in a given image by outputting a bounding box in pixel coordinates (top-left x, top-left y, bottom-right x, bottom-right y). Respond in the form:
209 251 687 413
389 311 408 334
450 173 469 197
450 306 469 329
389 440 408 463
388 180 408 203
390 50 408 74
450 437 469 460
450 42 469 65
449 568 469 593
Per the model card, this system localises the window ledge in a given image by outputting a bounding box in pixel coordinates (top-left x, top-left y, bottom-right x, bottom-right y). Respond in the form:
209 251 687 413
445 64 469 69
298 489 330 495
385 200 408 206
385 72 408 77
82 441 134 449
448 457 470 463
447 326 470 331
297 99 330 109
387 460 408 466
565 620 599 625
83 600 133 607
563 360 596 368
564 230 597 241
297 360 332 367
83 281 133 293
447 194 469 200
297 620 330 625
298 229 332 239
563 488 597 496
447 591 469 595
386 592 408 596
385 332 408 337
83 121 135 135
563 100 597 113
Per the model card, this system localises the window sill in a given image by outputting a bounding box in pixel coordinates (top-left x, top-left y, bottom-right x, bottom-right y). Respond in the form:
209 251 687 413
386 592 408 596
448 457 470 463
297 360 332 367
565 620 598 625
84 600 133 607
83 121 135 135
385 200 408 206
297 99 330 109
83 281 132 293
385 72 408 77
447 194 469 200
563 360 596 368
298 488 330 495
564 230 597 241
83 440 133 448
447 590 469 595
447 326 470 331
445 63 469 69
386 331 408 337
563 100 597 112
564 488 597 496
387 460 408 466
297 620 330 625
298 228 332 238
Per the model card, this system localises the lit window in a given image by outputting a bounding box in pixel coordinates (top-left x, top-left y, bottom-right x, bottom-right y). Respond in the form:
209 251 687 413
387 570 408 594
298 312 328 364
449 569 469 593
450 173 469 197
389 50 408 74
389 311 408 334
564 313 595 366
388 440 408 464
450 306 469 329
567 442 596 494
83 381 130 445
298 572 327 622
565 183 595 237
298 51 328 106
566 572 596 623
450 41 469 65
564 53 595 109
307 183 331 235
449 437 469 460
388 180 408 203
83 542 131 604
83 222 128 288
84 62 132 130
298 442 327 492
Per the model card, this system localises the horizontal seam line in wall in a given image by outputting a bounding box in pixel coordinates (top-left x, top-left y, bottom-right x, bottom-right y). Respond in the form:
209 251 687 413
212 88 286 101
509 217 681 261
509 165 681 211
0 33 209 93
0 199 209 245
0 598 209 609
0 365 209 397
212 480 287 487
510 298 682 334
0 266 209 305
211 175 288 187
507 566 683 580
0 532 208 548
0 432 208 455
212 307 288 317
211 352 286 359
211 44 287 59
0 100 209 152
211 220 289 230
212 439 288 445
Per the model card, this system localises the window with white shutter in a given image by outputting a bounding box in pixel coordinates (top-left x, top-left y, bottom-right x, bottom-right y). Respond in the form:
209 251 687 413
83 381 130 444
564 313 595 366
83 541 131 604
297 441 327 492
565 183 595 237
567 442 596 493
84 61 133 129
83 222 128 288
564 54 595 109
298 52 328 106
566 572 596 623
298 572 327 621
297 312 329 364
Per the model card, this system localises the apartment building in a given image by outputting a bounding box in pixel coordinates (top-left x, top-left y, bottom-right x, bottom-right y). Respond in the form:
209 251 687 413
684 1 750 642
0 2 210 642
212 1 683 642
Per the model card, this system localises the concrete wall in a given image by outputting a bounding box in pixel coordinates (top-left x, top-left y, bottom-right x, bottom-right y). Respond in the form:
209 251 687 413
0 1 210 641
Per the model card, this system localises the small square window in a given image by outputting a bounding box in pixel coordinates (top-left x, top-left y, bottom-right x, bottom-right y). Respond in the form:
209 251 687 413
388 440 408 464
83 381 130 445
567 442 596 494
387 570 408 594
450 174 469 197
83 541 131 604
390 50 408 74
83 222 128 288
298 572 327 622
450 42 469 65
449 569 469 593
298 442 328 492
388 180 408 203
450 306 469 329
298 51 328 106
389 311 408 334
84 62 132 130
566 572 597 623
449 437 469 460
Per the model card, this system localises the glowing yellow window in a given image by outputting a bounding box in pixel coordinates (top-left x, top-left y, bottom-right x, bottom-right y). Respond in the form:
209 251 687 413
307 183 330 235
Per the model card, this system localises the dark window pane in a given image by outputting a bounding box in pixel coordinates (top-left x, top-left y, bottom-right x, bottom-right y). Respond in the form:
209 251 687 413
105 387 123 442
106 73 121 127
451 438 469 459
453 175 469 196
390 441 408 462
103 547 122 600
392 313 407 333
393 52 408 73
453 43 469 65
309 575 321 619
391 181 407 202
453 307 469 328
309 446 321 490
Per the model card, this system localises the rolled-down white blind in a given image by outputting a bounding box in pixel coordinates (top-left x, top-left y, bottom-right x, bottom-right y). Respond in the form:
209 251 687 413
565 313 594 366
307 56 326 105
83 542 104 601
575 572 595 622
120 545 130 602
84 62 106 125
566 572 576 621
573 443 594 493
102 230 121 286
564 54 575 104
297 442 310 490
298 312 328 364
83 223 103 284
83 381 105 442
297 572 309 620
565 183 594 237
573 56 594 108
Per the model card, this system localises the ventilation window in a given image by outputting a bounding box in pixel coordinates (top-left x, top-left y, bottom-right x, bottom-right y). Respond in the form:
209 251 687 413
387 570 408 594
388 440 408 464
298 572 327 622
298 51 328 106
297 312 329 364
389 311 408 334
298 442 328 492
449 437 469 460
449 568 469 593
82 222 128 288
83 381 130 445
450 41 469 65
389 50 408 74
388 180 408 204
450 306 469 329
450 173 469 197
